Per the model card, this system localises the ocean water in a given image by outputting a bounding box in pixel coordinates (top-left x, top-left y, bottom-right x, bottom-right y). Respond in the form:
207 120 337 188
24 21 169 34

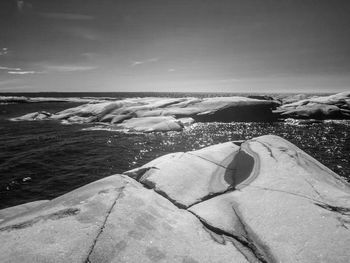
0 92 349 209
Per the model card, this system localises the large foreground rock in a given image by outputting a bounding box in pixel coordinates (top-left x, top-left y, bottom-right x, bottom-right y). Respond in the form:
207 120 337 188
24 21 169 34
0 175 248 263
125 135 350 262
1 135 349 262
11 96 279 132
275 91 350 119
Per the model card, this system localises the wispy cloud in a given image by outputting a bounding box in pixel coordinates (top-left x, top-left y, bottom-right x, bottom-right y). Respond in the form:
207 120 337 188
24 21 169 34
40 12 95 21
41 64 97 73
0 66 21 71
8 71 38 75
131 57 159 67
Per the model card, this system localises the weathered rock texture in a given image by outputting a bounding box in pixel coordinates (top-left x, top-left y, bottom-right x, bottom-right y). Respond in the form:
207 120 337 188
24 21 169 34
1 135 349 262
10 97 279 132
275 91 350 119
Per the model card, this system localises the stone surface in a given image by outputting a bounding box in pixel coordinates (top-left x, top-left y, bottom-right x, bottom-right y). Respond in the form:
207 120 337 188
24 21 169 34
115 116 184 132
0 200 49 223
1 135 350 262
275 91 350 119
0 175 248 263
10 96 279 131
124 142 243 207
88 177 248 263
189 135 350 263
0 176 128 263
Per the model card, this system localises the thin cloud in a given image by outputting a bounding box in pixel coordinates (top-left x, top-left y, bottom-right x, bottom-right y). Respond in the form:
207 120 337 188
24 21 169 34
42 64 97 72
131 61 144 67
0 66 21 71
40 12 95 21
8 71 38 75
131 58 159 67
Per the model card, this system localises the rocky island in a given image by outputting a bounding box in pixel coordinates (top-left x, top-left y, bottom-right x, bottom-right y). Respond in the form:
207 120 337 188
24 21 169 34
1 135 349 263
9 92 350 132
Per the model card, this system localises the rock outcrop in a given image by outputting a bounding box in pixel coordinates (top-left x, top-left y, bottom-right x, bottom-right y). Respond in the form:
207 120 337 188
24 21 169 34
275 92 350 119
10 97 279 132
1 135 349 262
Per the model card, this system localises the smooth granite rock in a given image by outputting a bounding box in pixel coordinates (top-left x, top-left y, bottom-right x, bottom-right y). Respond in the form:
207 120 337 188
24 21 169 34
189 135 350 263
0 176 128 263
0 200 49 223
1 135 349 263
275 92 350 119
87 177 248 263
10 96 279 132
115 116 184 132
0 175 248 263
124 142 244 207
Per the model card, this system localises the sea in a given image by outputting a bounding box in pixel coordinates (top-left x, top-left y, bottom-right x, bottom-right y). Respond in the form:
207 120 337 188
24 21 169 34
1 92 349 210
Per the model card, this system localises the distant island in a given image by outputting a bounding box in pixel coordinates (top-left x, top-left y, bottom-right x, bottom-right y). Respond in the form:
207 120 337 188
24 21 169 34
5 92 350 132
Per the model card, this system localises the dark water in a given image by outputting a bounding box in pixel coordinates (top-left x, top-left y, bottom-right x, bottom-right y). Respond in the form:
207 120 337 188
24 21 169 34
0 93 349 209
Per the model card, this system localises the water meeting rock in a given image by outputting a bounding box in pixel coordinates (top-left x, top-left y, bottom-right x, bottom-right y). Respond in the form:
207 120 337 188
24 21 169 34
0 135 349 262
10 96 279 131
275 91 350 119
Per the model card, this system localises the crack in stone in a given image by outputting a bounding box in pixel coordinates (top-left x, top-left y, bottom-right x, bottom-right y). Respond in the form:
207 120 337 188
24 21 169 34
250 140 277 161
314 203 350 216
124 168 277 263
303 178 323 200
124 166 159 181
230 204 277 263
84 186 126 263
239 184 324 204
187 151 236 171
123 170 271 262
188 210 274 263
187 187 235 209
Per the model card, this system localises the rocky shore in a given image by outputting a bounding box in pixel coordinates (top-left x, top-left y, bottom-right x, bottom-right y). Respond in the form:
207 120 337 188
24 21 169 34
8 92 350 132
1 135 349 263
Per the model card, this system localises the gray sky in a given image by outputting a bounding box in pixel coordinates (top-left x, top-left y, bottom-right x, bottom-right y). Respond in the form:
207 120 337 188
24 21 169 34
0 0 349 93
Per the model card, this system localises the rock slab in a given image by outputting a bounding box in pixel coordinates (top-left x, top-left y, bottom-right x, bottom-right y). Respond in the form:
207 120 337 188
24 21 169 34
1 135 350 262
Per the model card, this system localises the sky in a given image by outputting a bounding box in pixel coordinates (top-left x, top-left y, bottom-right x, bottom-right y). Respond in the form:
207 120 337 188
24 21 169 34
0 0 349 93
